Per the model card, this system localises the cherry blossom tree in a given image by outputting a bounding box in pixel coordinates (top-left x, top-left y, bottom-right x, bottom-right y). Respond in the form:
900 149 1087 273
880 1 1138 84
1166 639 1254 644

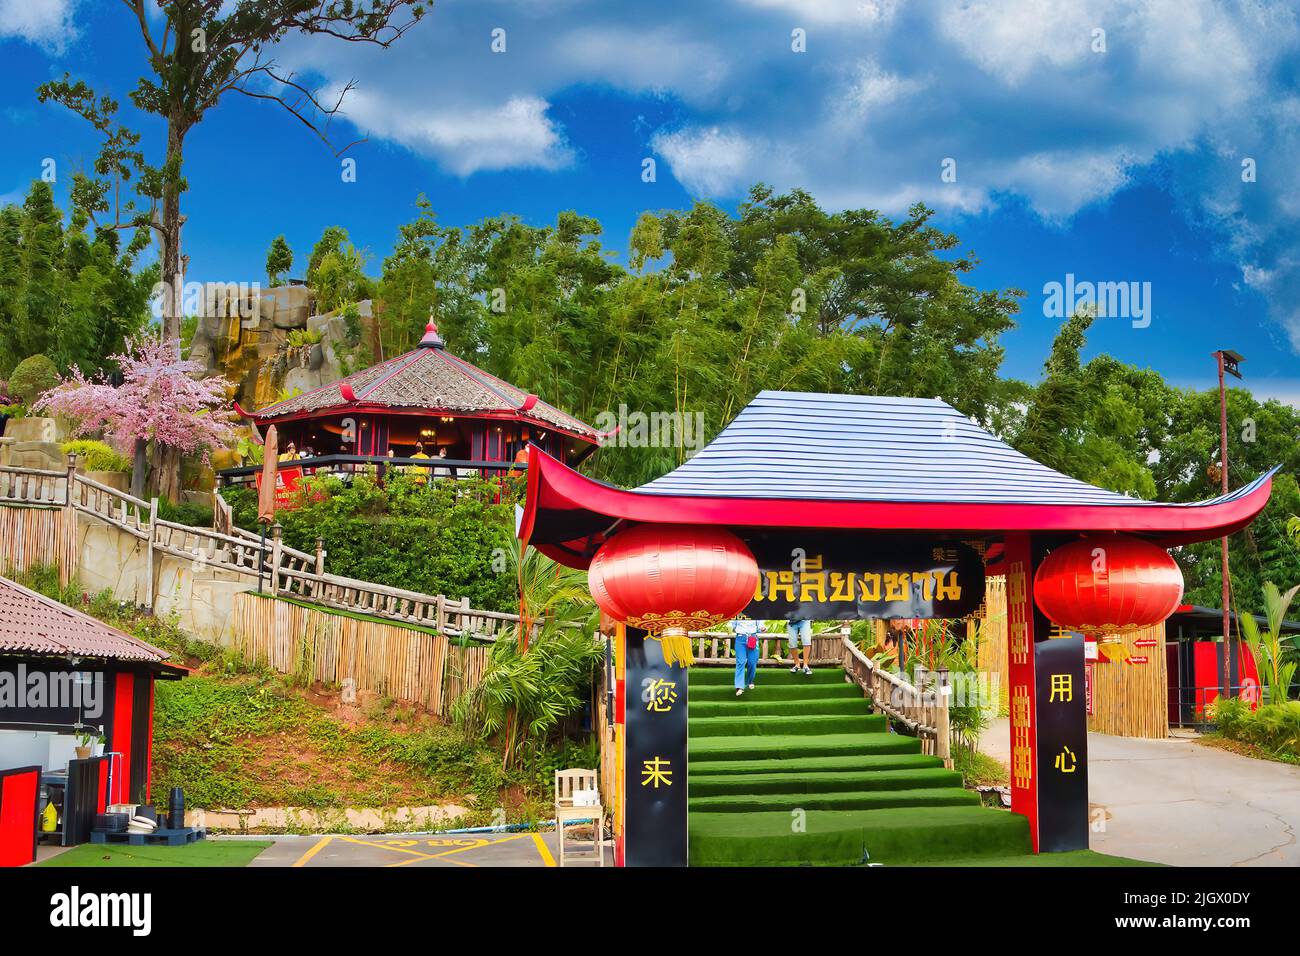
35 336 235 500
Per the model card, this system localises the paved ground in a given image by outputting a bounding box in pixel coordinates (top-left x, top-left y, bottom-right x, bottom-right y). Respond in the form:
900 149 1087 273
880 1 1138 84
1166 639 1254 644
981 718 1300 866
243 829 613 867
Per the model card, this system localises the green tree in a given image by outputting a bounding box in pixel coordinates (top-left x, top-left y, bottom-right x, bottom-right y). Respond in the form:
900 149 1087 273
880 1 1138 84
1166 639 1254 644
9 354 60 405
265 235 293 287
37 2 425 349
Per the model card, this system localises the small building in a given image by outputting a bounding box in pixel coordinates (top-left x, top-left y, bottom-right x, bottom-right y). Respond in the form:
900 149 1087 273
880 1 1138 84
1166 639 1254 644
225 321 601 480
0 575 185 865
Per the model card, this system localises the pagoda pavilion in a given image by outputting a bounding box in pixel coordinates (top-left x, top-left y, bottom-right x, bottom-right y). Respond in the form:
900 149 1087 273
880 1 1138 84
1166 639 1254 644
226 322 601 481
519 390 1276 866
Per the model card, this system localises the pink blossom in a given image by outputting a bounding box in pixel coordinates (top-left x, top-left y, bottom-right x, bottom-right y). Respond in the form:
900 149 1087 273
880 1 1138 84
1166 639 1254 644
34 336 236 460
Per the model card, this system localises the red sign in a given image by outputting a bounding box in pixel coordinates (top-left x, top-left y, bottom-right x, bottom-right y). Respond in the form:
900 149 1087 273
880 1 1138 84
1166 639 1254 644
1134 638 1158 647
1085 662 1095 716
1125 655 1149 665
255 465 305 511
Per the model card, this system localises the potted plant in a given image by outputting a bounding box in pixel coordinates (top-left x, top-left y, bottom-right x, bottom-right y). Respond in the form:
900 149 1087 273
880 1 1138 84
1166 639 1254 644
74 730 96 760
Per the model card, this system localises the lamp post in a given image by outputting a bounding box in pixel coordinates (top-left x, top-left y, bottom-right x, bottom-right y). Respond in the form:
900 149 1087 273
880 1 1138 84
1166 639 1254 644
1212 349 1243 701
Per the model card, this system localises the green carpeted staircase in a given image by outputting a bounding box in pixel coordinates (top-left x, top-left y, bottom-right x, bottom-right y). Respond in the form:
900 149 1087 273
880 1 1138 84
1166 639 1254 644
688 665 1031 866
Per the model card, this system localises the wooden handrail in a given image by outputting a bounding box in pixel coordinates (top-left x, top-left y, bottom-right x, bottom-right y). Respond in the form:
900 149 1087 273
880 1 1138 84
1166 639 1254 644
0 461 518 640
840 635 952 767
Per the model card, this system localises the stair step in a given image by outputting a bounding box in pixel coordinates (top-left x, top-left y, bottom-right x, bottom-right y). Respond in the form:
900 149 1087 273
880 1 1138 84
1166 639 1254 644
689 767 963 796
690 698 873 719
689 787 980 814
691 683 862 702
691 667 846 686
687 752 943 776
689 713 883 738
689 806 1031 866
691 733 921 762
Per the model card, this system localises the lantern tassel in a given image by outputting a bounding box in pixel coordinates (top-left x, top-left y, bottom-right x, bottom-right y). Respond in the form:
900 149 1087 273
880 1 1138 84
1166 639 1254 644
656 627 696 668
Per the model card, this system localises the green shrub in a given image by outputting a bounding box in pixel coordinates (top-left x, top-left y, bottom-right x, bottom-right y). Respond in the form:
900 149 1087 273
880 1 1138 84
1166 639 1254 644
63 439 131 473
1209 697 1300 757
220 473 520 612
158 497 214 528
9 354 60 405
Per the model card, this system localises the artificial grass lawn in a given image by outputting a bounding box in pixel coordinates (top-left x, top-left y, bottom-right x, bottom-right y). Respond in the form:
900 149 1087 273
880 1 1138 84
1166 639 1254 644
689 806 1031 866
39 839 272 868
691 732 921 761
918 849 1162 867
688 665 1027 867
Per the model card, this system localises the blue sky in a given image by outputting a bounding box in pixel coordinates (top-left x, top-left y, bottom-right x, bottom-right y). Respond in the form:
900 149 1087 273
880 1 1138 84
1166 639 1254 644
2 0 1298 400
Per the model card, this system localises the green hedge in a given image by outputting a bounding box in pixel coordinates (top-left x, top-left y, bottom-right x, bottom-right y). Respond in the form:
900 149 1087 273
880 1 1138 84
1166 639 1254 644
221 472 519 613
1210 697 1300 758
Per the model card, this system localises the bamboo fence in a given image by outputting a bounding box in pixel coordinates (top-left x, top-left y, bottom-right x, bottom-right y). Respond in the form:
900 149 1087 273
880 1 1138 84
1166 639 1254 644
230 592 490 716
0 502 77 585
972 575 1169 738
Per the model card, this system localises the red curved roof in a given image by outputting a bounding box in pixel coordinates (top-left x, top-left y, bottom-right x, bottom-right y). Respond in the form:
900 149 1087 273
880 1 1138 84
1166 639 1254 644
244 324 600 444
520 391 1277 569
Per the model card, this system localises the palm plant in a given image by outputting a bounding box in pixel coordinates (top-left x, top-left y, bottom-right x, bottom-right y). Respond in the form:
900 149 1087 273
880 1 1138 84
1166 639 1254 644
1239 581 1300 704
454 537 601 767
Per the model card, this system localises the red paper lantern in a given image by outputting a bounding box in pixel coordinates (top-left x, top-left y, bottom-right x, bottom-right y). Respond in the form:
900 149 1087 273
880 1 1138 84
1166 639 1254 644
1033 535 1184 636
588 523 759 666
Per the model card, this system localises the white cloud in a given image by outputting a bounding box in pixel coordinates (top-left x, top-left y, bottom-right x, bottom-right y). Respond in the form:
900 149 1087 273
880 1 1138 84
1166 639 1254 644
736 0 898 26
0 0 78 53
651 126 762 197
558 26 729 102
339 89 572 176
936 0 1113 85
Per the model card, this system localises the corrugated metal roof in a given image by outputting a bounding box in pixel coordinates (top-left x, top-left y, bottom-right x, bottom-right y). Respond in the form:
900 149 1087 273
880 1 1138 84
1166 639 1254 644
0 576 169 663
636 391 1262 507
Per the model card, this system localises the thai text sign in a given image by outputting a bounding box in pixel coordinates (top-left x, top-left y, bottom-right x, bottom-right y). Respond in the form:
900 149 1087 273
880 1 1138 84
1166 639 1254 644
742 533 985 620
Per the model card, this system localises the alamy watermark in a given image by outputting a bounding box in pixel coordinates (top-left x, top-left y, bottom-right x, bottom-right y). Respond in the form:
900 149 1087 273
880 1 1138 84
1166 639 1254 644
592 404 707 452
1043 273 1151 328
0 665 103 719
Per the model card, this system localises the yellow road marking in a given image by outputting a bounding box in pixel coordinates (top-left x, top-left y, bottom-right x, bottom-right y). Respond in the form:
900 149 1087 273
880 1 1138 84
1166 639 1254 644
291 835 334 868
339 835 440 863
531 832 557 867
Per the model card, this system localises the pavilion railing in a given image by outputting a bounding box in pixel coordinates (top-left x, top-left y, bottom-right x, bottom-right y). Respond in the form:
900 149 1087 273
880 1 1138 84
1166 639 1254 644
841 635 952 768
215 454 527 488
0 456 518 641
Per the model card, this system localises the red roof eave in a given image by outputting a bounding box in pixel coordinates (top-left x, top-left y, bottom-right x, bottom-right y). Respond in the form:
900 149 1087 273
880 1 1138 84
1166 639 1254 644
519 447 1276 569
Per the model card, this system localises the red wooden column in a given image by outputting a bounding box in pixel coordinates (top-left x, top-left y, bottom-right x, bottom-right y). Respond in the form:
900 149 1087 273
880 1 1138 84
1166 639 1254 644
1003 532 1090 853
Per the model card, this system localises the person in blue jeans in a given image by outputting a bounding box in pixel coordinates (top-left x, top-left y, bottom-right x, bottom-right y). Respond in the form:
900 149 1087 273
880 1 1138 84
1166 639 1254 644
729 616 762 696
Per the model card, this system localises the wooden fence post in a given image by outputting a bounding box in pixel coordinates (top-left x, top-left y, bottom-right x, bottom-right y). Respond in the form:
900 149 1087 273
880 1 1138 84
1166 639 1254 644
936 667 952 769
314 536 326 575
60 454 79 587
146 497 158 610
270 523 283 596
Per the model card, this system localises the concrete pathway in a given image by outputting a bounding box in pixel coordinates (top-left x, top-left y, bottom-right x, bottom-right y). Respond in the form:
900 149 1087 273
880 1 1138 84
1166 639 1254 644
980 718 1300 866
242 829 612 867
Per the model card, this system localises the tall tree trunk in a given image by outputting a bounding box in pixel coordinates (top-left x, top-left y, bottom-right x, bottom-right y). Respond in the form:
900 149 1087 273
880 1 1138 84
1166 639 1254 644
160 116 188 350
131 437 148 500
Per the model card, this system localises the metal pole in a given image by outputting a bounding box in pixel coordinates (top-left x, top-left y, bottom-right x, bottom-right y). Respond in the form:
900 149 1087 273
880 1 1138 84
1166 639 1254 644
1217 352 1232 700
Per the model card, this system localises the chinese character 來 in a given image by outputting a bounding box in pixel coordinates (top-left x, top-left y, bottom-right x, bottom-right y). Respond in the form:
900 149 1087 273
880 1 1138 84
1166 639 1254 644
641 756 672 788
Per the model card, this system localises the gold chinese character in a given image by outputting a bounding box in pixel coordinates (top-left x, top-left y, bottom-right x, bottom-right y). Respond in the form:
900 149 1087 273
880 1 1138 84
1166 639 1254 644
1054 745 1078 773
645 678 678 713
1011 686 1033 789
641 756 672 788
1049 674 1073 703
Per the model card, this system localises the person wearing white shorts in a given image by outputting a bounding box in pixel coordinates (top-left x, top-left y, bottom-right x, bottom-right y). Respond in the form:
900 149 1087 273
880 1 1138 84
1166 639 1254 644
786 618 812 674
